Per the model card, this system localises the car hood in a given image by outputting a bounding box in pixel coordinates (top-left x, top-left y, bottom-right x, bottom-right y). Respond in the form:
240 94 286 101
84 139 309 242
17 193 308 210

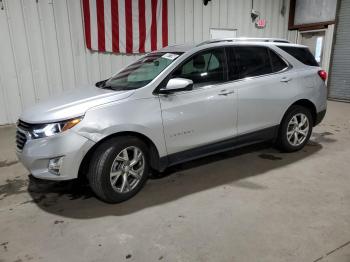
20 86 134 123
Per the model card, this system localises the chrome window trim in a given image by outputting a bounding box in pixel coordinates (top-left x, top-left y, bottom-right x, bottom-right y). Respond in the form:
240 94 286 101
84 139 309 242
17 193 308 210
159 66 294 96
154 44 294 95
157 64 293 96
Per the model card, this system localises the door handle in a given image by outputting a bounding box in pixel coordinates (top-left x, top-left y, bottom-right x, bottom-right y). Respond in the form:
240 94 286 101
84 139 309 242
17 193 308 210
218 89 235 96
280 77 292 83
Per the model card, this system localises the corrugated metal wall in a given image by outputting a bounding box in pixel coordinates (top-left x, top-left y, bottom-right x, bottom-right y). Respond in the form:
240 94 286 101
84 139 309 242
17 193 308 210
0 0 292 124
329 0 350 101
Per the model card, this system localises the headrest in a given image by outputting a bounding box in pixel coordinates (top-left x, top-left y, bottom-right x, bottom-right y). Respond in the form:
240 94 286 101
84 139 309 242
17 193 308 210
193 55 206 70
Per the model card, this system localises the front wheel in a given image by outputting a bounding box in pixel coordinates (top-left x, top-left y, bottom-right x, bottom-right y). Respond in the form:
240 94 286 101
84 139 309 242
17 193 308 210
87 136 149 203
277 105 313 152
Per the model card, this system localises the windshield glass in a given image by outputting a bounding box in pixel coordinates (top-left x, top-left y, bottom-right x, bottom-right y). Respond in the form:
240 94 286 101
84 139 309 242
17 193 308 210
104 52 182 90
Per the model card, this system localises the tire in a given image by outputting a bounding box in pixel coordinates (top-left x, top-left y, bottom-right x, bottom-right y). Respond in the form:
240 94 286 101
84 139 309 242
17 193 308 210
87 136 149 203
277 105 313 152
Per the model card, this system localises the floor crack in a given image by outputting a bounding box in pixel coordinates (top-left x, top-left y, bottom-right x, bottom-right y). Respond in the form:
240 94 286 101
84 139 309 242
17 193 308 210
313 240 350 262
0 160 19 168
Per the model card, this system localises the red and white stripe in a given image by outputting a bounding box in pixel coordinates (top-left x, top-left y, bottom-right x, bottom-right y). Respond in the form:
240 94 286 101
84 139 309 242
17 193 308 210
82 0 168 54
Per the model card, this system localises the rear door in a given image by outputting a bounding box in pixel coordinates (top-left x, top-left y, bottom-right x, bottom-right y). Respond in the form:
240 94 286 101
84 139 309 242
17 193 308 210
228 46 293 135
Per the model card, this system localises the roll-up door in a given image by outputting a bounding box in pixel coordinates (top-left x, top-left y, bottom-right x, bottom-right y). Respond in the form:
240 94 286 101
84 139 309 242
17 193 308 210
329 0 350 100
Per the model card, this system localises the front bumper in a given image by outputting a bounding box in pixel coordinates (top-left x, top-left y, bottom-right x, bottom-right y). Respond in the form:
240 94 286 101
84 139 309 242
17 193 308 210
16 130 95 181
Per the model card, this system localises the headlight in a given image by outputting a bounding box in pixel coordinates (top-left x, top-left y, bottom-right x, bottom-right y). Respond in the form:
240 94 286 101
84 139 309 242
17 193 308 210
30 117 83 139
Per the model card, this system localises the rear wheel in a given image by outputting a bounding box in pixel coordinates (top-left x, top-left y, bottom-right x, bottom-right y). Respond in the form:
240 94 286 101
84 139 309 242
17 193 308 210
88 136 149 203
277 105 313 152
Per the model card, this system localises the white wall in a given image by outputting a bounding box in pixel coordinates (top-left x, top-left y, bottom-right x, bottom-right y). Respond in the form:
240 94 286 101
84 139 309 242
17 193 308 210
0 0 292 124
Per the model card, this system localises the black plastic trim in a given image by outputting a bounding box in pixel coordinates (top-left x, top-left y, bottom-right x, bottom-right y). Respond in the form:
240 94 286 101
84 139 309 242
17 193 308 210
314 109 326 126
158 125 279 171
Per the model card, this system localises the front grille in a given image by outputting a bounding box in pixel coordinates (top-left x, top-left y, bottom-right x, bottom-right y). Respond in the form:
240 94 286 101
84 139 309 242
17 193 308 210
16 120 34 151
16 120 49 151
17 120 33 131
16 129 27 151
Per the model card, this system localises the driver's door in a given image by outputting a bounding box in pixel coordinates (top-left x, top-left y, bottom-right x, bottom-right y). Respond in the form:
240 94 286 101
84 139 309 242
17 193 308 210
158 48 238 157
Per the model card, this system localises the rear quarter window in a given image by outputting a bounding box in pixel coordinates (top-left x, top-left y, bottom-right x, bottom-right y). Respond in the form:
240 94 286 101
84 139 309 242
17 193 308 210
269 49 288 72
277 46 319 67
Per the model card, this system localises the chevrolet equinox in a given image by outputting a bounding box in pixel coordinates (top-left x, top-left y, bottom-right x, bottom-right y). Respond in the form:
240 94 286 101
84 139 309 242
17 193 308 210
16 38 327 203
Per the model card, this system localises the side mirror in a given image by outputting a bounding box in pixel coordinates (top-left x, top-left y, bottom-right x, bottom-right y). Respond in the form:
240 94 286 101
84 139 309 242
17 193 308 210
159 78 194 94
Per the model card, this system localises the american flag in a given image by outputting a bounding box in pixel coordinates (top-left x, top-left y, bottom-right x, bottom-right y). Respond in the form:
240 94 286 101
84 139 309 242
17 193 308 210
82 0 168 54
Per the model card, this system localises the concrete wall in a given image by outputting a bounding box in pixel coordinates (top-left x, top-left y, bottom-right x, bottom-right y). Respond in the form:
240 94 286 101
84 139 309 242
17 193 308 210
0 0 293 124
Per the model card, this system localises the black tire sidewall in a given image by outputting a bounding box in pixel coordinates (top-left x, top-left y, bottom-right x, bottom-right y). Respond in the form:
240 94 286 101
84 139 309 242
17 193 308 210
88 136 149 203
279 106 313 152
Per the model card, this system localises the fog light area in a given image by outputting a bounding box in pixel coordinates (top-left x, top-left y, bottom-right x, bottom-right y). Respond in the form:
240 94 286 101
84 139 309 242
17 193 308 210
48 157 64 175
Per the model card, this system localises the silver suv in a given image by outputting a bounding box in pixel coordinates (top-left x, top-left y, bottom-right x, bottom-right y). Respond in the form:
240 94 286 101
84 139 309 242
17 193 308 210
16 38 327 203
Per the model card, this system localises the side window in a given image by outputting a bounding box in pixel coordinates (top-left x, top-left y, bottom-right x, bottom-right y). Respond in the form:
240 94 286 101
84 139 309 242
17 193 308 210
234 46 273 78
277 46 319 66
269 49 288 72
226 47 240 81
172 48 227 87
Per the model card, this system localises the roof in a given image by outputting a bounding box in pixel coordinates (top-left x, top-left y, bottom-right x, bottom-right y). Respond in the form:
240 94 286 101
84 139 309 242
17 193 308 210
158 44 196 53
197 37 290 46
157 38 306 53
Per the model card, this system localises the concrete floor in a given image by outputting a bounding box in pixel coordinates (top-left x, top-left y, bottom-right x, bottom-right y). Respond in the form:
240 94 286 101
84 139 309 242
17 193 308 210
0 100 350 262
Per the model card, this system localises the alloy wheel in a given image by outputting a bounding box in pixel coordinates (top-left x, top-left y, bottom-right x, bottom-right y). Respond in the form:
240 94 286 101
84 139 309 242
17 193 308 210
109 146 145 193
286 113 310 146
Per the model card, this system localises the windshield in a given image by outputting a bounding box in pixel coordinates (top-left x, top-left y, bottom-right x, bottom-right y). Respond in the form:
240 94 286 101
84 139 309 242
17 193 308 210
103 52 182 90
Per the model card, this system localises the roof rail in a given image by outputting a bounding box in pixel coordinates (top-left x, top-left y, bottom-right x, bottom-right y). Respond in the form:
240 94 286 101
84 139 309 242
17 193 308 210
197 37 290 46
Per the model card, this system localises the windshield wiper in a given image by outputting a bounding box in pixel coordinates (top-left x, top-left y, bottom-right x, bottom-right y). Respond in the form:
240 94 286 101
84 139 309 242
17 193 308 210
101 85 115 90
96 83 127 91
95 79 109 88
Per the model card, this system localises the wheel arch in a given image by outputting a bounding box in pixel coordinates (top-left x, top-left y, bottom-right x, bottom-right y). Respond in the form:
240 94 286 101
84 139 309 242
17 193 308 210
78 131 165 180
282 99 317 126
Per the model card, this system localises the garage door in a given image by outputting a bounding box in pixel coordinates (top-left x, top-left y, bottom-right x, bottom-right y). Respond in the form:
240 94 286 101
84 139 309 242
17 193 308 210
329 0 350 100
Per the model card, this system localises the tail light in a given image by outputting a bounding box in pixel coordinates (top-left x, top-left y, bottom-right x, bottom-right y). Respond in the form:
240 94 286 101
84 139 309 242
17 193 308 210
318 70 327 81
